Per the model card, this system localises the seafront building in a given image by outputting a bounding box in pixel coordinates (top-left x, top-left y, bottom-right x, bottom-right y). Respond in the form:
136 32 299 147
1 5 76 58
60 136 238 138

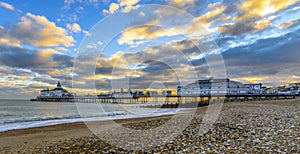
244 83 264 94
285 83 300 95
177 78 300 96
177 78 249 96
31 78 297 102
162 90 172 96
146 91 158 96
112 90 132 98
97 90 160 99
40 81 74 97
37 79 296 100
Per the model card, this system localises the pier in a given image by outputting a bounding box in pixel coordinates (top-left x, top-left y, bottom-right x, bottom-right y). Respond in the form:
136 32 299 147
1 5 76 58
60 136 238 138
31 94 296 107
31 79 299 108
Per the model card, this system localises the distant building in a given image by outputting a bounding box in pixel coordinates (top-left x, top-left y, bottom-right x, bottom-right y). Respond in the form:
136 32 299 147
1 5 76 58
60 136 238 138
285 83 300 89
295 89 300 95
177 86 182 96
277 89 292 95
112 89 132 98
162 90 172 96
285 83 300 94
97 93 112 98
146 91 158 96
133 91 145 97
244 83 263 94
177 78 248 96
40 81 73 97
265 87 277 94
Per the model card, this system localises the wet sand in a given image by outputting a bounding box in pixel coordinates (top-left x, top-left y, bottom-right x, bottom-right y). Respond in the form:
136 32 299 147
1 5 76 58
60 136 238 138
0 99 299 153
0 115 174 153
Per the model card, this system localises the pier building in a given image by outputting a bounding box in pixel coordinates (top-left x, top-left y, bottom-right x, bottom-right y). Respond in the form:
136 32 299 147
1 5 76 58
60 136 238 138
177 78 248 96
40 81 73 97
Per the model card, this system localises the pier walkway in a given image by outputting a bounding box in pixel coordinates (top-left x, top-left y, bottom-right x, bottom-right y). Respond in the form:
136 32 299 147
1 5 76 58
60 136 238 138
31 94 296 107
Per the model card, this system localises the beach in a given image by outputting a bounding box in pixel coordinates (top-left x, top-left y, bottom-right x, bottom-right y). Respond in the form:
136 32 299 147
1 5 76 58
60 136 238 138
0 99 299 153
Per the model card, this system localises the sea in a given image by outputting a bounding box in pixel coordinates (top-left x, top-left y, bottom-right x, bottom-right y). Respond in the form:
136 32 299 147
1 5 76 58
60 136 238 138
0 99 183 132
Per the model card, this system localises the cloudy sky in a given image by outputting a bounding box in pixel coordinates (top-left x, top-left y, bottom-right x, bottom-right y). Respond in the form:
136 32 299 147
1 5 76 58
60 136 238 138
0 0 299 98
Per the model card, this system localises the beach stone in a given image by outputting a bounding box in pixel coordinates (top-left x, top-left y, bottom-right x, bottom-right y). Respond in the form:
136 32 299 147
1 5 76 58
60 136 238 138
27 100 300 153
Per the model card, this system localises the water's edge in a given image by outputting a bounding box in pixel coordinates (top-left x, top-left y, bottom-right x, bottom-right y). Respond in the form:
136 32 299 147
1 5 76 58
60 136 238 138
0 111 179 132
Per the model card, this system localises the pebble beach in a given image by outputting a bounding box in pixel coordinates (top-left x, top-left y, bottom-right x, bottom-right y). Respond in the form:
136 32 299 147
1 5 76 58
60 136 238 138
1 99 299 153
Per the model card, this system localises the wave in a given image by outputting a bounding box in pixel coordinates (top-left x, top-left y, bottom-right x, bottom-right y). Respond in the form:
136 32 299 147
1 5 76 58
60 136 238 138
0 111 128 124
0 108 189 132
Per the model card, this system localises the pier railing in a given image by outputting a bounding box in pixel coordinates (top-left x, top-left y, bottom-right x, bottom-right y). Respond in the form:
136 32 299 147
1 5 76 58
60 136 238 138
31 94 296 105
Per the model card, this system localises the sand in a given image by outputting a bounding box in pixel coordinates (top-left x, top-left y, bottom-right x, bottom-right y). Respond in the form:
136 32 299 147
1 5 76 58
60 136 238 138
0 98 299 153
0 115 174 153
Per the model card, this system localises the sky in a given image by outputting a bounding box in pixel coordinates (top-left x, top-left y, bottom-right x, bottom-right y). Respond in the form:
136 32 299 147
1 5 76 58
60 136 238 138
0 0 299 98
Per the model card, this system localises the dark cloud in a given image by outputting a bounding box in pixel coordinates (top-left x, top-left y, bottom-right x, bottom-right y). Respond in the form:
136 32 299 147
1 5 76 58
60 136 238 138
219 18 258 36
0 44 75 88
95 79 112 90
0 45 74 69
0 86 37 99
52 54 74 68
128 74 179 89
0 46 45 68
139 60 174 73
95 67 114 75
188 25 300 80
225 29 300 77
34 77 57 83
222 1 240 15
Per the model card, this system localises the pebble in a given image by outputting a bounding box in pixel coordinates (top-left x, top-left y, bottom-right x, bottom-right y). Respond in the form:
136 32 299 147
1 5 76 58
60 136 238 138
32 99 300 153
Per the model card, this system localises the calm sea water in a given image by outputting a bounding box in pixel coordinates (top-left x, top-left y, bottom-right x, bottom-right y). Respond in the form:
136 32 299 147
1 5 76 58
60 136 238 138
0 99 181 132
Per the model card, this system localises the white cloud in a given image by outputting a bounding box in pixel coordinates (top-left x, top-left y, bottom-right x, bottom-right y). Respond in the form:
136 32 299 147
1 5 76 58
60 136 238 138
102 2 119 14
86 41 103 49
83 30 91 36
102 9 109 14
0 2 14 11
67 23 82 33
63 0 99 10
102 0 140 14
97 40 103 45
139 12 145 17
86 44 97 49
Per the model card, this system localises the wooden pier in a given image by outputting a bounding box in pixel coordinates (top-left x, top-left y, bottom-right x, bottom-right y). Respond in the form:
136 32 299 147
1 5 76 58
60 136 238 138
31 94 296 108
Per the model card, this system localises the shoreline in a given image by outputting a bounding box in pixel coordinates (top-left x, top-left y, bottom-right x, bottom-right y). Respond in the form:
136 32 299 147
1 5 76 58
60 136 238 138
0 107 188 133
1 99 299 153
0 114 175 153
0 112 177 133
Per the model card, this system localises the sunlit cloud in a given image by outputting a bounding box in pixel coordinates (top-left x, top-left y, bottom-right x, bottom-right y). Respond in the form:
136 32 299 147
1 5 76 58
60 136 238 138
0 13 75 48
102 0 140 14
278 19 300 29
103 2 119 14
234 0 298 21
189 5 228 31
67 23 82 33
118 26 177 45
167 0 195 10
253 16 277 30
119 0 140 13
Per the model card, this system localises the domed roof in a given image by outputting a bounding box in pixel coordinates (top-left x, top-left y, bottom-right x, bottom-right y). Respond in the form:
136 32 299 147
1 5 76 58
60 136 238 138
57 81 62 88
